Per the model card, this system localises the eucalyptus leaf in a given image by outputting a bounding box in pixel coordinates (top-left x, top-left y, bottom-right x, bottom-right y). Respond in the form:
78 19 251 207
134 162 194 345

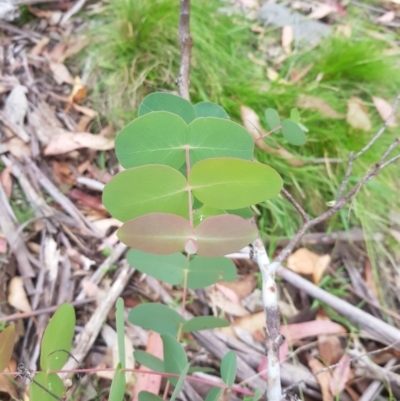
170 363 190 401
221 351 237 388
187 256 237 289
127 250 188 285
189 158 283 209
128 304 185 337
138 391 164 401
194 102 229 119
226 207 253 219
116 112 187 169
161 334 188 386
30 373 64 401
281 119 306 146
290 108 300 123
103 166 189 222
0 325 15 372
139 92 195 124
182 316 229 333
265 108 281 131
205 387 224 401
40 303 75 371
134 350 164 372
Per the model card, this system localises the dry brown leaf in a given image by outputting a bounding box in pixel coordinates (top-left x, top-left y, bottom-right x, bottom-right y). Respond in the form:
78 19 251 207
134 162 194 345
234 311 264 334
318 334 343 365
6 137 31 159
49 61 74 85
218 274 257 300
8 277 32 313
330 354 351 397
282 25 293 55
287 248 331 283
76 115 92 132
73 103 98 118
336 24 352 38
266 67 279 81
0 237 7 253
132 332 163 401
60 37 89 62
0 373 18 399
372 96 397 126
4 85 28 126
289 63 314 84
30 37 50 56
296 95 345 119
44 132 114 155
377 11 395 23
69 76 87 103
308 358 333 401
209 290 249 317
363 258 379 299
240 105 304 167
0 166 12 198
313 254 331 284
346 97 371 131
308 4 334 19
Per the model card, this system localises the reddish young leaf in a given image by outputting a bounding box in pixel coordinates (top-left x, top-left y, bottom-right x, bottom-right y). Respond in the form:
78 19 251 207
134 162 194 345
118 213 193 254
195 215 258 257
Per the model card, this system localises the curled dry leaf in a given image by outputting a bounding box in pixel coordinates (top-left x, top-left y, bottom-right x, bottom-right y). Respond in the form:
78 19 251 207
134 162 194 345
240 105 304 167
287 248 331 283
377 11 395 23
372 96 397 126
346 97 371 131
296 94 345 119
8 277 32 313
49 61 74 85
218 274 257 300
4 85 28 126
330 354 351 397
282 25 293 55
308 357 333 401
44 132 114 155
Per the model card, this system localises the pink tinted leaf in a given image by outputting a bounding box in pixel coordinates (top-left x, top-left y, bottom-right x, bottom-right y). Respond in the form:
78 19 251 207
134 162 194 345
118 213 193 255
195 215 258 257
330 354 351 396
281 320 346 342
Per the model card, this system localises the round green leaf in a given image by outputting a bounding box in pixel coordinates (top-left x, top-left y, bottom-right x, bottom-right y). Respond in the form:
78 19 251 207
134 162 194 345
188 118 254 166
170 363 190 401
290 108 300 123
194 102 229 119
134 350 164 372
221 351 237 388
128 303 185 337
40 303 75 371
0 325 15 372
182 316 229 333
205 387 224 401
161 334 188 386
139 391 164 401
195 215 258 257
115 112 187 169
227 207 253 219
188 256 237 289
189 158 283 209
139 92 195 124
30 372 64 401
127 250 188 285
103 166 188 222
281 119 306 146
265 108 281 131
109 363 126 401
118 213 193 254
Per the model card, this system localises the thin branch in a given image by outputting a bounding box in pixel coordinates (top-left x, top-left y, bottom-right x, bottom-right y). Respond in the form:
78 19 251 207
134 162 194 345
177 0 192 100
281 188 309 222
336 94 400 199
273 138 400 267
